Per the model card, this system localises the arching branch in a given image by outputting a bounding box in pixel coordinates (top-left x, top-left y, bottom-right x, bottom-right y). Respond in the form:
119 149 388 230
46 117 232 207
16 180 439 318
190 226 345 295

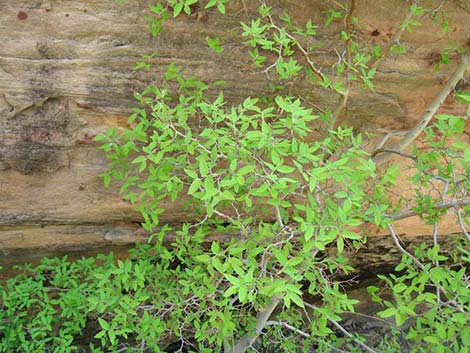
373 55 470 165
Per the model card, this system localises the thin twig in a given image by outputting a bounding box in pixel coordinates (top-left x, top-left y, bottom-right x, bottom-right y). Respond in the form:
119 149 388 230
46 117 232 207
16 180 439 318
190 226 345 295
329 0 356 129
371 148 416 160
387 223 425 270
264 11 324 82
265 320 311 338
387 223 467 313
303 302 379 353
432 221 441 303
368 4 418 69
275 205 284 228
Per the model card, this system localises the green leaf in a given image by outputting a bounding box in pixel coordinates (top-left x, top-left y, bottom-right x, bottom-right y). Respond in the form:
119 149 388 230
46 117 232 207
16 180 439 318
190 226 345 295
184 168 198 179
188 179 202 195
173 2 183 17
342 231 362 240
378 307 396 318
207 36 224 53
131 156 147 164
277 165 295 173
224 274 240 286
211 241 220 254
101 173 111 188
464 148 470 163
238 165 255 176
199 157 209 176
97 318 109 330
217 2 226 14
337 237 344 252
196 254 211 263
305 224 314 241
92 134 106 142
203 177 217 198
205 0 217 9
221 190 235 200
238 286 248 302
289 293 304 308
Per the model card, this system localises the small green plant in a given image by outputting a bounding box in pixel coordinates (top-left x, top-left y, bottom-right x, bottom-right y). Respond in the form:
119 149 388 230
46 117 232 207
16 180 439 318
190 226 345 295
1 1 470 352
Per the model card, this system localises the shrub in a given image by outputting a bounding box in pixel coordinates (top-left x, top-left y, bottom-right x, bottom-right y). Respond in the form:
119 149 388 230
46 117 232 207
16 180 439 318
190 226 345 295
1 1 469 352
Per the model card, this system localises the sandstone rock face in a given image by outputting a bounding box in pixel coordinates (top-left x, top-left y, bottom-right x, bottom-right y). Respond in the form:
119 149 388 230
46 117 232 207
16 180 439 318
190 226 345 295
0 0 469 263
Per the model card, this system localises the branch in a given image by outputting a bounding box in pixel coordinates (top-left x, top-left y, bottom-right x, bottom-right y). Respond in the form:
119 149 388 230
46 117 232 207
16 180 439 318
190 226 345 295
371 148 416 160
373 55 470 165
329 0 356 130
372 130 410 153
432 222 441 303
388 200 470 221
265 320 310 338
329 76 350 131
303 302 379 353
455 206 470 241
262 8 322 82
368 5 416 69
228 296 281 353
387 223 466 313
387 224 425 270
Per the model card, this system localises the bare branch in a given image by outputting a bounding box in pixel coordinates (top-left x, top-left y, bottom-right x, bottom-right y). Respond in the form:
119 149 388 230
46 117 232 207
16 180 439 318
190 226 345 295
229 296 281 353
265 320 311 338
387 224 426 270
372 130 410 152
388 200 470 221
455 206 470 241
373 55 470 165
371 148 416 160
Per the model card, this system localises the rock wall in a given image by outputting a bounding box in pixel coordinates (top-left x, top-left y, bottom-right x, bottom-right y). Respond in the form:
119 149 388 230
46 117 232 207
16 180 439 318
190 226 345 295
1 0 469 261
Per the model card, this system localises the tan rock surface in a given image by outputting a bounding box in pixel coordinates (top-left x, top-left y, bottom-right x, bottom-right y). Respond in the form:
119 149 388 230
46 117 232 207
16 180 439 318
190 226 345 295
1 0 469 262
